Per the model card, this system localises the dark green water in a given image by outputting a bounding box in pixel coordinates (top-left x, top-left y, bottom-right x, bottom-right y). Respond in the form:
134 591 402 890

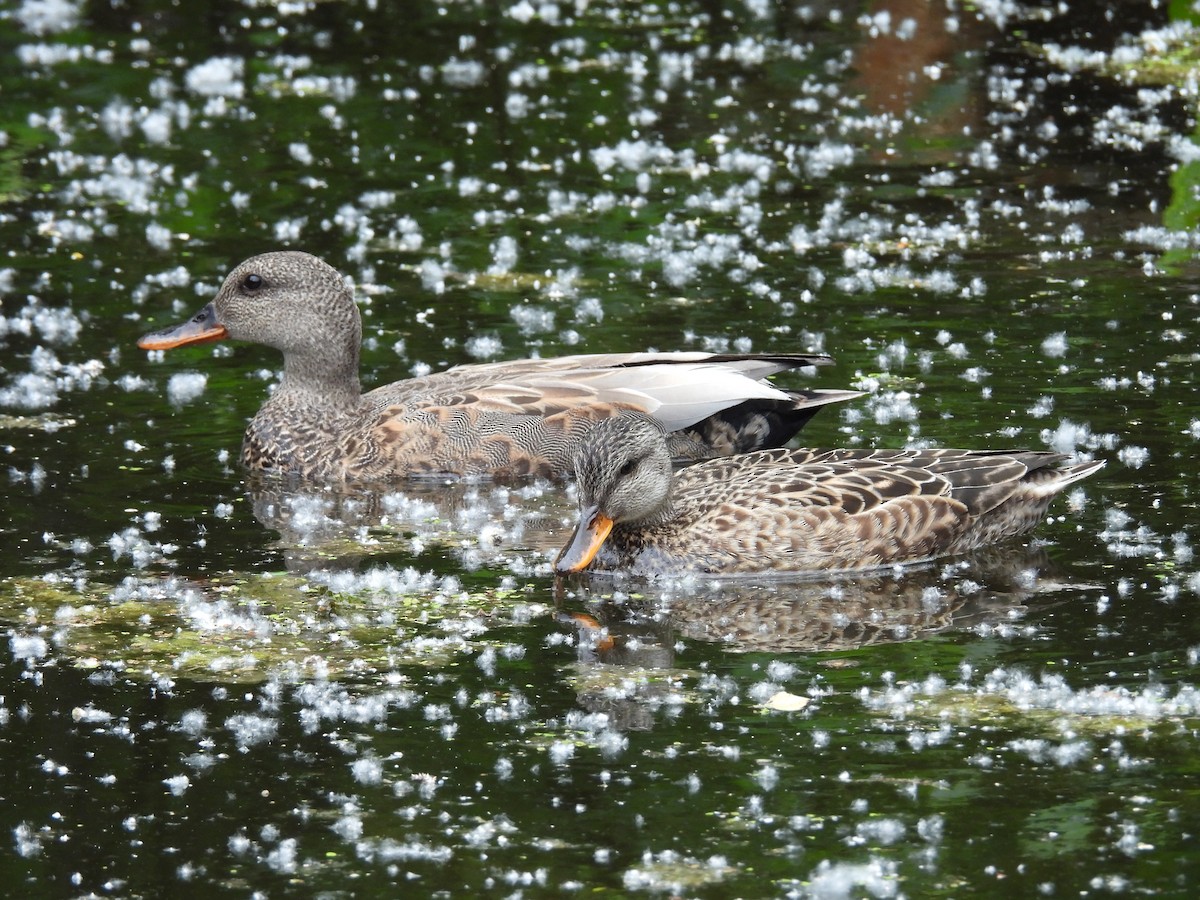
3 0 1200 896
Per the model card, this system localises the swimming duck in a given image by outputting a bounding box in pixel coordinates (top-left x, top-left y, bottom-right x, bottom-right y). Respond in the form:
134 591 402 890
554 417 1105 576
138 251 858 481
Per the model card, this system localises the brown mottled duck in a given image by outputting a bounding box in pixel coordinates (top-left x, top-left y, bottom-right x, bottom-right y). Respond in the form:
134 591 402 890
137 251 859 482
554 416 1105 576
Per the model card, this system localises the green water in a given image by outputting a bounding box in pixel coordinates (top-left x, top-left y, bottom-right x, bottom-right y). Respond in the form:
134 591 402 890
3 0 1200 896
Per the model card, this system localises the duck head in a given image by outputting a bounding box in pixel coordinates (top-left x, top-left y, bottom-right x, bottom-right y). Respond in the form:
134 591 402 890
137 251 362 364
554 416 676 574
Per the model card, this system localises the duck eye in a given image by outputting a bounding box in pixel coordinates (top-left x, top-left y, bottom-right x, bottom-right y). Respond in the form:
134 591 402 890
618 458 638 478
242 273 264 292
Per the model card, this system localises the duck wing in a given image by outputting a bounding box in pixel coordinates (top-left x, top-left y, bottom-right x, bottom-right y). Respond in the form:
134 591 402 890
749 447 1103 517
671 448 1103 570
365 352 829 418
360 352 859 474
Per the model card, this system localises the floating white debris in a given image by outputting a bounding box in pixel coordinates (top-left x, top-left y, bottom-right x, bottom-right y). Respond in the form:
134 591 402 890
225 713 279 749
10 634 48 660
418 259 447 294
1009 737 1093 767
548 740 576 764
802 858 900 899
511 303 555 335
1042 419 1092 454
855 818 907 845
1028 396 1054 418
442 58 487 88
1117 445 1149 468
288 142 314 165
265 838 298 874
351 757 384 785
12 822 44 858
177 709 207 738
0 373 59 409
166 372 207 406
590 139 676 174
488 235 519 274
145 222 172 250
184 56 245 98
465 334 503 359
273 216 306 242
1041 332 1069 358
331 813 363 842
15 0 83 36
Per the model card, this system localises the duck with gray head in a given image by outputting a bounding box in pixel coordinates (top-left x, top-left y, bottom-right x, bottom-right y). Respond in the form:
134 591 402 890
137 251 860 482
554 416 1105 576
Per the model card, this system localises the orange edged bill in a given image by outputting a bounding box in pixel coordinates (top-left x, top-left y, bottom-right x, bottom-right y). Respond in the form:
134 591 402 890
553 505 614 574
137 303 228 351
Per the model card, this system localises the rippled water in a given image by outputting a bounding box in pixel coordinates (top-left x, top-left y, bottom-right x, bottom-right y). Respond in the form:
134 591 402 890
3 0 1200 896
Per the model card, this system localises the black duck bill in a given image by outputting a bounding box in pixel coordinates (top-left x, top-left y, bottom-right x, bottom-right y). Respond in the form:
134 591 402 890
137 302 228 351
554 504 614 574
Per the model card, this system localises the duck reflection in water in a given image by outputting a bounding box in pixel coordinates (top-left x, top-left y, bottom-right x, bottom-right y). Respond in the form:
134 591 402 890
555 545 1092 731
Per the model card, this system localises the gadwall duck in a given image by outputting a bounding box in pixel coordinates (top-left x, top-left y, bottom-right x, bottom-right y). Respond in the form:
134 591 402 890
138 251 858 481
554 417 1105 576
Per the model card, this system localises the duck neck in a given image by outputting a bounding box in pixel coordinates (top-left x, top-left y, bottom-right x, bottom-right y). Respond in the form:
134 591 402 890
622 479 680 530
272 339 363 415
639 500 679 529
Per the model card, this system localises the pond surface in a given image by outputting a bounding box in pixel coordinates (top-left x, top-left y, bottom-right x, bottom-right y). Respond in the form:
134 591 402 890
3 0 1200 896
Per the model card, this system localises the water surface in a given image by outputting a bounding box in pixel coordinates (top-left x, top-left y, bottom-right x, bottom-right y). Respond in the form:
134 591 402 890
3 0 1200 896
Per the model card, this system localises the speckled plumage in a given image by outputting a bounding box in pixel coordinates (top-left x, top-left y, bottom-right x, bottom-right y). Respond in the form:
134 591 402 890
137 251 858 482
554 417 1106 576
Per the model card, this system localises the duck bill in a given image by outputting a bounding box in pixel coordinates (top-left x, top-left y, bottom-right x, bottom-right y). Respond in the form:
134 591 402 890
137 302 228 350
554 506 614 574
